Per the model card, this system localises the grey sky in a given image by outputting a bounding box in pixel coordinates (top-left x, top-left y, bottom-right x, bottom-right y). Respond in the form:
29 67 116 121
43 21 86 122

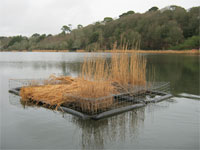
0 0 199 37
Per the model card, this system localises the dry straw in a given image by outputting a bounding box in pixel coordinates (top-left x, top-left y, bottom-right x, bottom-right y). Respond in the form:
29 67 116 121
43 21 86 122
20 50 147 113
109 50 146 93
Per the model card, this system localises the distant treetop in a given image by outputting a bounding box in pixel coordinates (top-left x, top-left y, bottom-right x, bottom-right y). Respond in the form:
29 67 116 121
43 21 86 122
103 17 113 23
119 10 135 18
148 6 159 12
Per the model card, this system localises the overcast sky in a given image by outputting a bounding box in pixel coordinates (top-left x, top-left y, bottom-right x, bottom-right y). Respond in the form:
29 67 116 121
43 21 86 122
0 0 199 37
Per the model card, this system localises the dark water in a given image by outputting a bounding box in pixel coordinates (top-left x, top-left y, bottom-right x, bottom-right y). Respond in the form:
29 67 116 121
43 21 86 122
0 52 199 150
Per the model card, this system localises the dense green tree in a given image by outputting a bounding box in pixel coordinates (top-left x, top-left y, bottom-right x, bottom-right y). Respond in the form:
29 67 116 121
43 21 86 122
148 6 159 12
47 34 52 37
89 32 99 43
184 7 200 38
7 36 24 47
103 17 113 23
77 24 83 29
170 36 200 50
31 33 40 37
61 25 71 34
36 34 46 42
119 10 135 18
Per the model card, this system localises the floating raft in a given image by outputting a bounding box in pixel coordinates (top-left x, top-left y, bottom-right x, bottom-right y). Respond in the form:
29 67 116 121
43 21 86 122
9 86 173 120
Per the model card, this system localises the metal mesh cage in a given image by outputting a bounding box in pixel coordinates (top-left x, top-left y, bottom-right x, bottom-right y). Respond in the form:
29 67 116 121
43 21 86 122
9 79 171 118
62 82 171 115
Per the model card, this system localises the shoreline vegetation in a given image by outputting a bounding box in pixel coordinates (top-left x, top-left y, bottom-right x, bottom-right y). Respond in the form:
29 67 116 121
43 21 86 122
1 49 199 54
0 5 199 51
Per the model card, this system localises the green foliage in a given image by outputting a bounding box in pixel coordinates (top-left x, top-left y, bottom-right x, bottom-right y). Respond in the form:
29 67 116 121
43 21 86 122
77 24 83 29
103 17 113 23
1 5 199 51
36 34 46 43
183 7 200 38
7 36 23 47
31 33 40 37
170 36 200 50
61 25 71 34
119 10 135 18
89 32 99 43
47 34 52 37
148 6 159 12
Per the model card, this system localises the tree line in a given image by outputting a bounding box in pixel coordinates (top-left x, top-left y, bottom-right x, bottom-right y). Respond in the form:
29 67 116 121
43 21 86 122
0 5 199 51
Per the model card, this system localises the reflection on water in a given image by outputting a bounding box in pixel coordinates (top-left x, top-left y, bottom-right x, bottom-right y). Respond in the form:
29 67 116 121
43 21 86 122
2 61 82 77
147 54 199 95
64 108 144 149
8 92 199 149
9 92 145 149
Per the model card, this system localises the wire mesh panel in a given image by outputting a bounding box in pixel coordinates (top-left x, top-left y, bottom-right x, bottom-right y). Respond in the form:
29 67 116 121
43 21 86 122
9 78 172 118
62 82 171 115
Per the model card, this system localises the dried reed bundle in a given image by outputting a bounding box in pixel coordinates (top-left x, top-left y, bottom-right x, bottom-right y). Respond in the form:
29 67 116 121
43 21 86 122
77 97 113 114
110 50 146 92
20 75 114 113
72 80 114 114
129 52 146 85
76 80 114 98
74 56 115 113
20 76 79 107
81 55 109 81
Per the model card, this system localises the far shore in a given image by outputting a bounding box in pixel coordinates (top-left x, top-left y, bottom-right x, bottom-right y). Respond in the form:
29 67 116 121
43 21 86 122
0 49 199 54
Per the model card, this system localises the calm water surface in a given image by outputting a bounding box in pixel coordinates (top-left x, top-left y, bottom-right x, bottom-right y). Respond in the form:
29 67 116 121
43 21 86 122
0 52 199 150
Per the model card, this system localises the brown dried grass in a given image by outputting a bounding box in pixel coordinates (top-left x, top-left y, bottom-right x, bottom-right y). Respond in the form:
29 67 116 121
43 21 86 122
20 50 147 113
110 50 146 92
69 80 114 113
73 55 115 113
20 74 114 112
20 76 79 107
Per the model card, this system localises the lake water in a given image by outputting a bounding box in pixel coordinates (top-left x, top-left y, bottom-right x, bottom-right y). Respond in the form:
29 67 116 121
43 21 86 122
0 52 199 150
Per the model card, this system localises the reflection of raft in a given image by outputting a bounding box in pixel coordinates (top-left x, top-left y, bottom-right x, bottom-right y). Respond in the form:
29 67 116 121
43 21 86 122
9 84 172 120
